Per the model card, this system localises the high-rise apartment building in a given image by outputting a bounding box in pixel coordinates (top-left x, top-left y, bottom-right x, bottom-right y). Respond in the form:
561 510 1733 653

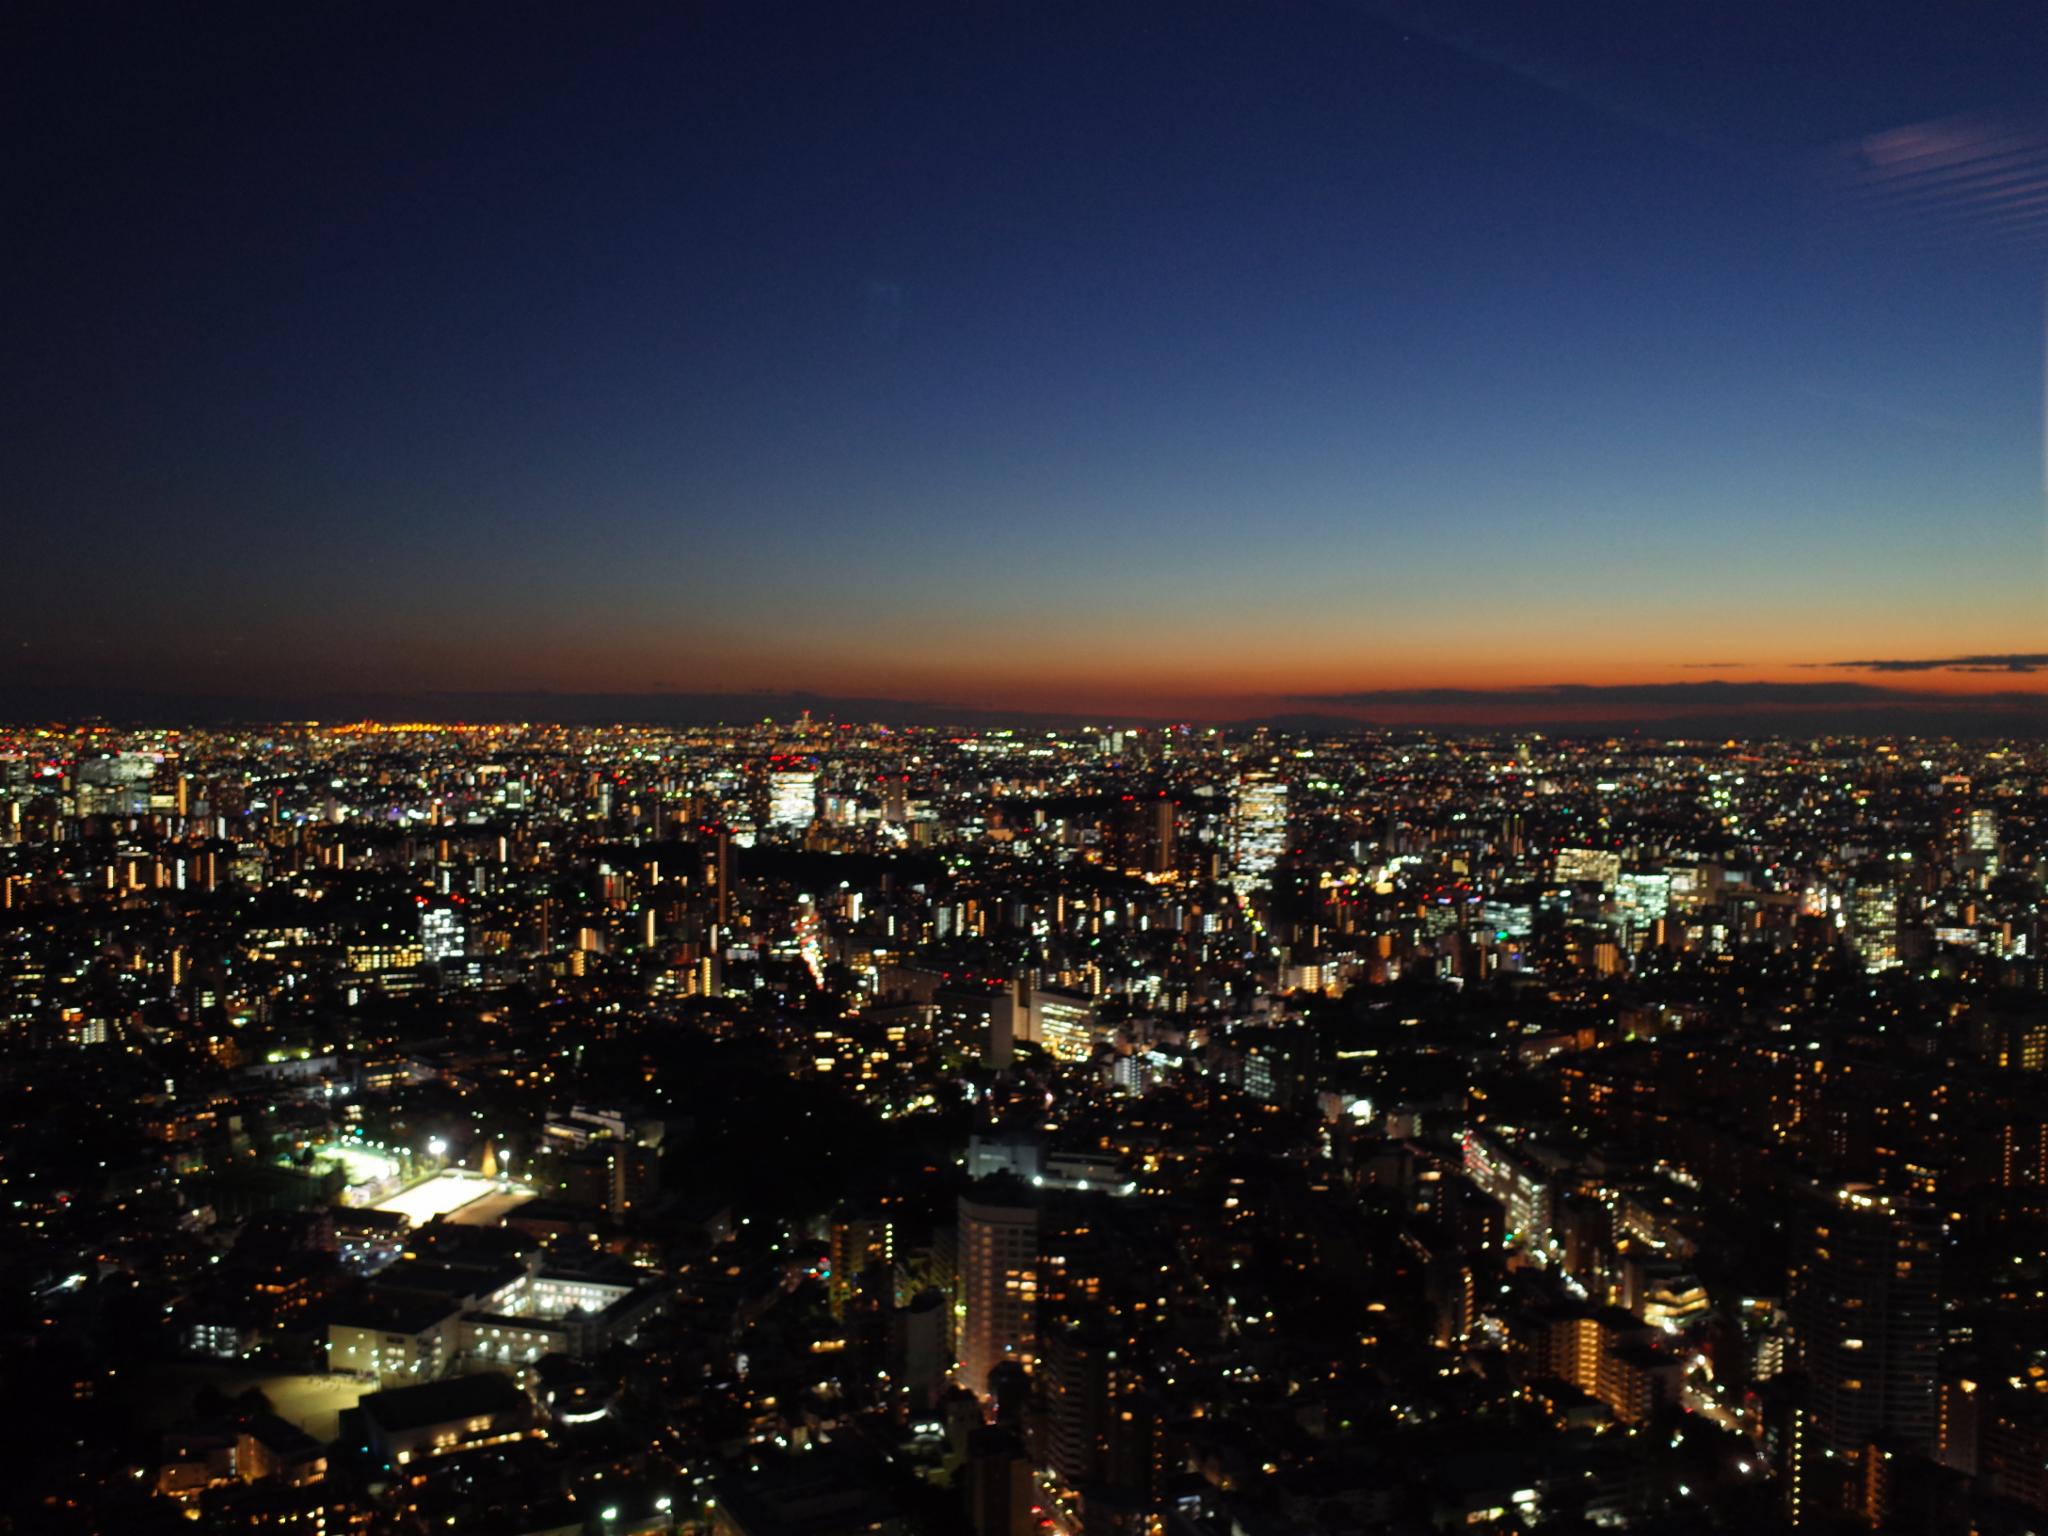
827 1206 895 1321
1795 1184 1940 1457
1040 1317 1153 1497
1462 1127 1554 1257
957 1181 1039 1399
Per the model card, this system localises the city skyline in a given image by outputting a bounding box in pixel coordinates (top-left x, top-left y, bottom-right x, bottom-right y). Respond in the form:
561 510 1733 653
3 671 2045 737
7 6 2048 1530
6 2 2045 724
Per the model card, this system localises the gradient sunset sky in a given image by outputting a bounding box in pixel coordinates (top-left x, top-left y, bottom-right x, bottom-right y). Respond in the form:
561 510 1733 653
5 1 2045 724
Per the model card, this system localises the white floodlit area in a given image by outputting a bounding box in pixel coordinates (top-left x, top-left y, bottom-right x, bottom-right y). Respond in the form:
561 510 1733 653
371 1170 501 1226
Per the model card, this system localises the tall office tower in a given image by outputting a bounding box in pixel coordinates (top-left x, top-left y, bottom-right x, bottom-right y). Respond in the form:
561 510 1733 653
1967 807 1999 853
882 775 910 825
1614 871 1671 945
1145 795 1175 876
1794 1184 1940 1458
419 902 465 965
1958 805 2002 878
1848 884 1901 973
1230 773 1287 894
986 976 1029 1068
699 825 732 934
715 823 732 925
1033 989 1098 1063
957 1180 1040 1399
768 768 817 833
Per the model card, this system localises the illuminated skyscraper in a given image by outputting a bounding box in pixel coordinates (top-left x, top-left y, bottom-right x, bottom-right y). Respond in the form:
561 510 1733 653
769 768 817 834
419 903 465 966
1848 883 1900 973
1230 773 1287 894
1967 807 1999 853
1615 871 1671 944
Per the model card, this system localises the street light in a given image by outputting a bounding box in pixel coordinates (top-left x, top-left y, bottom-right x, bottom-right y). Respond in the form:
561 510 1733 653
426 1137 447 1160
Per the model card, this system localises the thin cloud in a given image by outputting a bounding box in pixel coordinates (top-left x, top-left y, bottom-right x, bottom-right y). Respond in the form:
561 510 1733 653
1285 678 2047 735
1821 653 2048 674
1301 681 1897 708
1820 109 2048 260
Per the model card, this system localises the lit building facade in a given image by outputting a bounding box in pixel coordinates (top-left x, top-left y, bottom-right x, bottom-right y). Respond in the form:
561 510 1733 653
1230 773 1287 894
768 768 817 833
957 1185 1039 1398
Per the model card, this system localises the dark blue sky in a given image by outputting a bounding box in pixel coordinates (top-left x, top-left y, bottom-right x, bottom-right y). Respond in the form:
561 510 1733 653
6 1 2045 719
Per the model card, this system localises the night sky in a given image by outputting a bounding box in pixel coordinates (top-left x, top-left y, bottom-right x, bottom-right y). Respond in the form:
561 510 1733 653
6 1 2046 725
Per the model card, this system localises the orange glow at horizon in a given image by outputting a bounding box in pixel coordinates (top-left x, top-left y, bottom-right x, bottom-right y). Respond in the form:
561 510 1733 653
55 605 2045 723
